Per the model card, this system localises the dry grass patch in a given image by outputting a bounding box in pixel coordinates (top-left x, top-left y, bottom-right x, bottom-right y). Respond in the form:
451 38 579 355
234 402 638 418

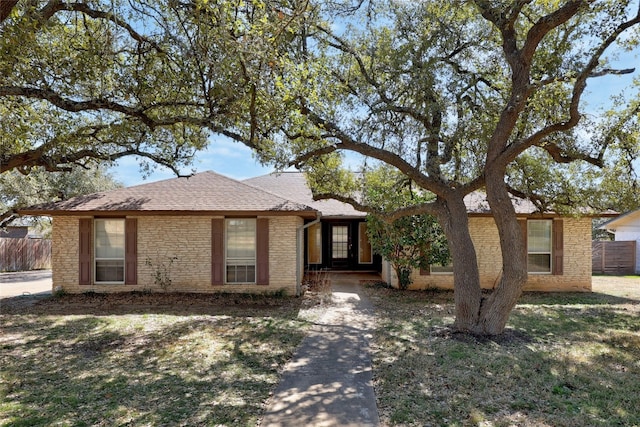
0 292 310 427
364 286 640 426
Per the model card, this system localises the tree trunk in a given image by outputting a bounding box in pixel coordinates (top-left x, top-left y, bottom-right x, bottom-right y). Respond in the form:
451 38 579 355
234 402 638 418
437 196 483 331
474 172 528 335
0 1 18 24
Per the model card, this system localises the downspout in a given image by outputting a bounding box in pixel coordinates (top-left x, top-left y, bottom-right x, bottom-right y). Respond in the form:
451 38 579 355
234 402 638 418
296 212 322 296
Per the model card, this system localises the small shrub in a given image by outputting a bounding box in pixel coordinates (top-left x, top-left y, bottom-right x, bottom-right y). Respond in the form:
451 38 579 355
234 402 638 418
52 286 67 298
267 288 288 298
397 266 413 290
303 269 332 304
145 255 178 292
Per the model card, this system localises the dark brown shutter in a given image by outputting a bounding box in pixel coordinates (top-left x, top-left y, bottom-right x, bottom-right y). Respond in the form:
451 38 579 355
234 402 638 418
552 219 564 275
256 218 269 285
518 219 528 251
125 218 137 285
518 219 528 274
79 218 92 285
211 218 224 285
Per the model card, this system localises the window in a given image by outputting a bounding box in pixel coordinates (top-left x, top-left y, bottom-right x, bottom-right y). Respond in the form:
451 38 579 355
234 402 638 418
95 219 125 283
528 219 552 273
431 262 453 274
226 218 256 283
332 225 349 260
358 222 373 264
308 223 322 264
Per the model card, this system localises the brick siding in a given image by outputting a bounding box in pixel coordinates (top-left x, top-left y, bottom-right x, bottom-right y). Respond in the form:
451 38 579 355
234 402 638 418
51 215 302 295
401 217 592 292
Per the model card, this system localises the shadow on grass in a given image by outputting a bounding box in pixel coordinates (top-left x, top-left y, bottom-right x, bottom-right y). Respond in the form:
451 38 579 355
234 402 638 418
519 291 640 306
372 310 640 426
1 308 308 426
0 291 303 318
366 285 640 306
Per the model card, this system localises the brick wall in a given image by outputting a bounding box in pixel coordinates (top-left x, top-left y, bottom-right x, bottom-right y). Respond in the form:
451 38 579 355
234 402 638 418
51 216 81 291
51 215 302 295
404 216 592 292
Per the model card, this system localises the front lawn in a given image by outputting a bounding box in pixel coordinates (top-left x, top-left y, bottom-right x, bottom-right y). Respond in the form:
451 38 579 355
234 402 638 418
0 293 310 427
366 286 640 426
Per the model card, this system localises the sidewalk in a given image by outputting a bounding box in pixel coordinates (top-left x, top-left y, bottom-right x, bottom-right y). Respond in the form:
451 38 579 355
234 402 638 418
261 273 380 427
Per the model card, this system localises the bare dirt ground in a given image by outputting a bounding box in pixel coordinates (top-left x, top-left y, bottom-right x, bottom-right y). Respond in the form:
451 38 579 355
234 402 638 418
1 274 637 315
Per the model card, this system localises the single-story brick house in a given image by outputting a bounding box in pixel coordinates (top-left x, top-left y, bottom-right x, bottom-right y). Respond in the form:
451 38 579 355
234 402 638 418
20 171 318 295
19 170 594 294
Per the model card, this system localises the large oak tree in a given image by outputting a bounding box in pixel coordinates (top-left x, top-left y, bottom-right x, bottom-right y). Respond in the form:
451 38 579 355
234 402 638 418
252 0 640 334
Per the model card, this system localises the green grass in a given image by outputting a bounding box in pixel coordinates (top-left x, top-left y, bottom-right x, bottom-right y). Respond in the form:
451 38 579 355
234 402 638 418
365 287 640 427
0 295 308 427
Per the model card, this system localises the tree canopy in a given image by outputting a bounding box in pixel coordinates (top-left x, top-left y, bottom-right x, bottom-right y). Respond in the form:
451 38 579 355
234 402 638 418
0 0 308 175
0 165 122 227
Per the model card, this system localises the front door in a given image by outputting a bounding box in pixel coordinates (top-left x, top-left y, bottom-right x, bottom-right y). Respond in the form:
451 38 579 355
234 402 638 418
331 224 350 268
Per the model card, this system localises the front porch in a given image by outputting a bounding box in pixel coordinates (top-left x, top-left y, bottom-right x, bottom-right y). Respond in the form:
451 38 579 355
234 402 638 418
304 218 383 272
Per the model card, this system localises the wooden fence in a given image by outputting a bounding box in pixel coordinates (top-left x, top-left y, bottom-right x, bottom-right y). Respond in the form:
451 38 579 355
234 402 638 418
0 238 52 272
592 240 637 275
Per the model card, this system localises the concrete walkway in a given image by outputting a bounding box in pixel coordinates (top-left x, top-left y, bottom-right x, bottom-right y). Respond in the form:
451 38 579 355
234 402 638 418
261 273 380 427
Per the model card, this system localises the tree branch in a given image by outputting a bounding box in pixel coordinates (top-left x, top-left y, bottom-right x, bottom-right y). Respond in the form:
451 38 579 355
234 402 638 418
0 86 158 128
501 4 640 165
521 1 589 63
1 146 189 176
0 209 18 229
38 1 165 53
536 141 604 167
312 192 442 220
312 193 377 213
291 105 454 197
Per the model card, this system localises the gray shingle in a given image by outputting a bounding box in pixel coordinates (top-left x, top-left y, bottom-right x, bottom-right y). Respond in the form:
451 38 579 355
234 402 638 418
20 171 317 215
244 172 366 218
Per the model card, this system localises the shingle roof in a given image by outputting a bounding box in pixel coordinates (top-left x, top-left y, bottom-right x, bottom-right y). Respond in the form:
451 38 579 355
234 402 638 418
244 172 366 218
19 171 317 216
245 172 550 217
463 191 539 215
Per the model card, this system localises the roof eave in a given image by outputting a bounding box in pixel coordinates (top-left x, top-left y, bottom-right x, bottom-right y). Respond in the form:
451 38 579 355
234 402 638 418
17 208 319 219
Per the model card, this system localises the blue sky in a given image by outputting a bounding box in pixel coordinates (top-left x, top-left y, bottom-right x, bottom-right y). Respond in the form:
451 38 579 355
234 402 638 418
110 135 275 186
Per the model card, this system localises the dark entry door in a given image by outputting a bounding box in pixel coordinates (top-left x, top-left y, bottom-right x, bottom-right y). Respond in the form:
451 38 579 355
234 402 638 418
331 224 350 268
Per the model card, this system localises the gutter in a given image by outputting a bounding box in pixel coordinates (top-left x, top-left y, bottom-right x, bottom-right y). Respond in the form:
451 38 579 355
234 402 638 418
296 212 322 296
